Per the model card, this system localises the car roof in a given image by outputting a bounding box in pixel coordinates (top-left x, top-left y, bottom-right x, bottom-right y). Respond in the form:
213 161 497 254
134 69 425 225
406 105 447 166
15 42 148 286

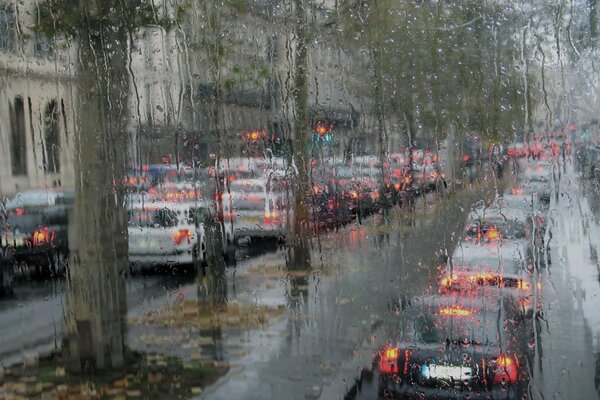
451 240 528 273
229 178 267 190
4 189 64 209
127 200 208 211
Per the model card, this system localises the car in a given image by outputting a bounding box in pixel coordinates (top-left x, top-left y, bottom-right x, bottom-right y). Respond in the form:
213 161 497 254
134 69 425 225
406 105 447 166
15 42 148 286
352 154 412 199
0 204 15 295
377 292 529 399
0 188 73 277
152 181 206 203
506 142 529 159
518 160 556 205
127 201 207 272
452 226 532 273
332 165 380 216
465 203 532 243
412 163 445 193
438 268 540 318
221 177 290 247
497 191 548 247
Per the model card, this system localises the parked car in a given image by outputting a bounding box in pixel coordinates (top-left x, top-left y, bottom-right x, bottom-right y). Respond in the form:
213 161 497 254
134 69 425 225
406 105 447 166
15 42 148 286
0 188 73 277
127 201 207 272
221 177 290 247
412 163 445 193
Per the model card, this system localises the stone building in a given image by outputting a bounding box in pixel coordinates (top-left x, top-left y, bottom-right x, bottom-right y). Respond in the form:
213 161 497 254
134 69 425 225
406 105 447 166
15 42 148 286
0 1 77 197
0 0 372 197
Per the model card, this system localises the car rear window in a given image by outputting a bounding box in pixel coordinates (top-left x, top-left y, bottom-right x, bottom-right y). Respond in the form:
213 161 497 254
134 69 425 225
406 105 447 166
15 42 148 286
127 208 178 228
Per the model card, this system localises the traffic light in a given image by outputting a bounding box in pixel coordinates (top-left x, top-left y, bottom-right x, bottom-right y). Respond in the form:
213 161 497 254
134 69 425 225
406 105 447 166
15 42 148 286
313 123 334 143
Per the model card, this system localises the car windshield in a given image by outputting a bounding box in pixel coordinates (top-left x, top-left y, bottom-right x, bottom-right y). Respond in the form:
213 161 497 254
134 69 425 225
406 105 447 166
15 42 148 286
229 182 264 194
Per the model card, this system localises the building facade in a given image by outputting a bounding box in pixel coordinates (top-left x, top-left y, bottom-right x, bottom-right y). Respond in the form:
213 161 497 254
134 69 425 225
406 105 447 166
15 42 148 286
0 1 77 197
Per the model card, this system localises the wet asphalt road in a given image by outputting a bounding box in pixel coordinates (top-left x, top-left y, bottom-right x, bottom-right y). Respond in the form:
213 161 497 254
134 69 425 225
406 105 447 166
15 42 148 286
352 161 600 400
1 159 599 400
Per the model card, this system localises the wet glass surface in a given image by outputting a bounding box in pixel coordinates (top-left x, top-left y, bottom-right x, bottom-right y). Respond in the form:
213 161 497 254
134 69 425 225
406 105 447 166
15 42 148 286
1 1 600 399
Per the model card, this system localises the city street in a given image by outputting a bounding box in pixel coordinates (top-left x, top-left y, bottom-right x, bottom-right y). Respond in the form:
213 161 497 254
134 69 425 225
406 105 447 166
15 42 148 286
2 1 600 399
352 161 600 400
1 159 600 399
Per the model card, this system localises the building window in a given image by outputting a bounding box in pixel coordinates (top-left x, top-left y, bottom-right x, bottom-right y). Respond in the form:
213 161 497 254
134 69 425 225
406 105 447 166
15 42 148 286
44 100 60 173
9 97 27 176
0 5 15 51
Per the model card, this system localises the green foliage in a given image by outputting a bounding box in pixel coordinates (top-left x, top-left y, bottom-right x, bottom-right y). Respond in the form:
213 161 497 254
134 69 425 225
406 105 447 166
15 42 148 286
34 0 80 38
337 0 533 144
226 0 249 14
137 3 175 31
223 78 236 90
34 0 190 38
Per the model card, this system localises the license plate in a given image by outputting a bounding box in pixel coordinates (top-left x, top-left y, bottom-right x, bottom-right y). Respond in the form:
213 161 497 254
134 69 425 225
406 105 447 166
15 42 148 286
243 216 261 224
421 364 472 380
130 237 160 249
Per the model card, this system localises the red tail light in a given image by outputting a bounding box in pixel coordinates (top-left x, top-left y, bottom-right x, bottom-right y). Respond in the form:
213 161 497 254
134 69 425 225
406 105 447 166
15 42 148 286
173 229 191 245
32 228 54 246
264 210 279 225
492 355 518 383
380 346 399 374
463 155 470 162
485 227 501 241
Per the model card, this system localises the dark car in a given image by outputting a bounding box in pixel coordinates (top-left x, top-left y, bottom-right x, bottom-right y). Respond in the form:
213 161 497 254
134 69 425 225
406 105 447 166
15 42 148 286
377 292 530 399
0 189 73 277
0 225 15 296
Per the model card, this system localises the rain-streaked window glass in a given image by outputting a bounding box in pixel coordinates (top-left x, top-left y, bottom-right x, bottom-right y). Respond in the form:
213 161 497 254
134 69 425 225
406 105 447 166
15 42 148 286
0 5 15 51
2 1 600 399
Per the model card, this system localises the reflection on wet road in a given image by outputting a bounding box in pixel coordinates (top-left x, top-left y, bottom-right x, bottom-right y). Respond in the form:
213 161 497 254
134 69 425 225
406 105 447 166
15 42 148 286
353 162 600 400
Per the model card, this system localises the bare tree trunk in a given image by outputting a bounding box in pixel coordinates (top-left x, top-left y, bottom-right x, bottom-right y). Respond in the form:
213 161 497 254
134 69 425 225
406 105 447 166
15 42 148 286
63 2 130 372
289 0 312 273
197 0 228 309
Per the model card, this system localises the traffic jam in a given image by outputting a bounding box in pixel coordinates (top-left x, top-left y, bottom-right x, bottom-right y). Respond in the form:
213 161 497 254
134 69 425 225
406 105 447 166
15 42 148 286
374 136 568 399
0 132 583 400
0 147 443 283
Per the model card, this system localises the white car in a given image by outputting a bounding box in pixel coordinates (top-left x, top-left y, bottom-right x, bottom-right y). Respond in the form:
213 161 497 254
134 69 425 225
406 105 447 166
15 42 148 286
222 178 290 245
127 201 207 271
